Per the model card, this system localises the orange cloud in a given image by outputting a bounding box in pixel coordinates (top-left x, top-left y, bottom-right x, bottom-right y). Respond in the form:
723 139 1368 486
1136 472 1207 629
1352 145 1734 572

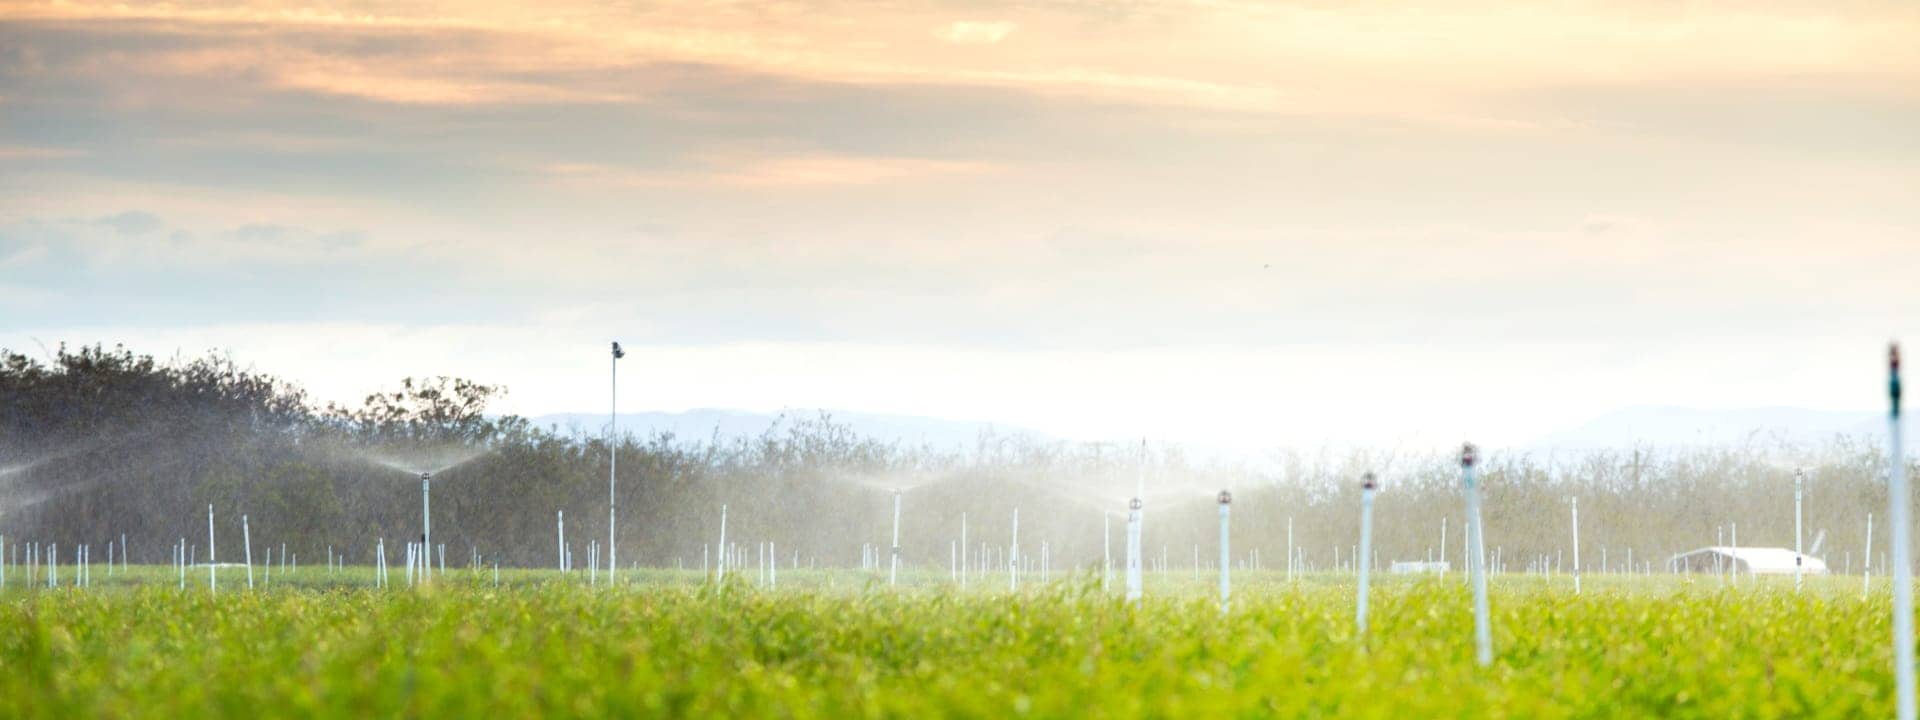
7 0 1907 120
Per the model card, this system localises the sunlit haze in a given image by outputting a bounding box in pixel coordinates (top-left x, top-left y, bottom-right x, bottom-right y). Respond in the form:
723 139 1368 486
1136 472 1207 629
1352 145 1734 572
5 1 1917 453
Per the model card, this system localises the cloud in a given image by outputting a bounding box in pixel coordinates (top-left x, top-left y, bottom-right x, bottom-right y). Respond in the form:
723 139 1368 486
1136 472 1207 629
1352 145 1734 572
542 153 996 189
95 211 162 235
0 144 86 159
941 21 1016 45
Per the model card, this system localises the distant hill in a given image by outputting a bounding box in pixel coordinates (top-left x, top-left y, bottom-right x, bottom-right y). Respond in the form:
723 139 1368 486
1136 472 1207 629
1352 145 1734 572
526 408 1050 452
1522 405 1906 452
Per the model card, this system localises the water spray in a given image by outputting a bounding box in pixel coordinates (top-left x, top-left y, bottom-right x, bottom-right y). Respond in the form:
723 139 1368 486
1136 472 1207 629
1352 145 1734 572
1890 343 1914 720
1357 474 1376 636
1462 443 1492 667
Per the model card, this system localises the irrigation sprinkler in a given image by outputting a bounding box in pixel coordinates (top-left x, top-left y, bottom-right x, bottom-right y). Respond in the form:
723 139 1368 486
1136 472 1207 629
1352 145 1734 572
420 472 432 583
206 504 216 595
1461 443 1492 667
243 515 254 590
1357 475 1376 636
1890 343 1915 720
1125 497 1143 604
1867 512 1875 597
1218 490 1232 613
1731 522 1739 584
890 490 903 587
610 341 624 585
1010 507 1020 592
1102 513 1111 592
1440 517 1448 577
1571 496 1581 595
717 504 728 581
961 512 968 589
1286 517 1294 583
1795 469 1805 593
557 511 566 573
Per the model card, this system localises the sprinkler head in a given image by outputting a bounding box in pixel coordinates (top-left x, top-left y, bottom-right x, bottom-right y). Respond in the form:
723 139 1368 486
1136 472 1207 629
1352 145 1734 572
1460 443 1477 468
1218 490 1232 505
1361 473 1377 491
1129 497 1143 511
419 472 431 480
612 341 626 359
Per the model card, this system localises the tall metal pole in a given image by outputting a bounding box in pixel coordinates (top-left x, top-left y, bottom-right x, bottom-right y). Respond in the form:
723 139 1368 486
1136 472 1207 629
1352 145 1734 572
1357 474 1376 635
1462 443 1491 667
717 504 728 581
609 341 623 584
960 512 968 590
1890 344 1914 720
1795 469 1805 593
1218 490 1232 614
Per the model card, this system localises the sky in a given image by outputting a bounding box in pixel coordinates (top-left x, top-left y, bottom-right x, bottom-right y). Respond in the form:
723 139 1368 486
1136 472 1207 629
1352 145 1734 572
2 0 1918 454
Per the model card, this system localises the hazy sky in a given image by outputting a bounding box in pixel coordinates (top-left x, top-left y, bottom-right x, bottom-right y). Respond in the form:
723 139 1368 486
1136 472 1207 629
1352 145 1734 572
3 0 1918 452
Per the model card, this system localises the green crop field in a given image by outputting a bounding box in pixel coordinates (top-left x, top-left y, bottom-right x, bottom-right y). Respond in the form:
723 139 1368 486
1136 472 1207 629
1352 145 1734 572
0 569 1898 718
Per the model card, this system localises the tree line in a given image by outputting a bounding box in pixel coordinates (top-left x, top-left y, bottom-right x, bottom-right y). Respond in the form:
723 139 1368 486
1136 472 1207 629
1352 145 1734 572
0 343 1909 573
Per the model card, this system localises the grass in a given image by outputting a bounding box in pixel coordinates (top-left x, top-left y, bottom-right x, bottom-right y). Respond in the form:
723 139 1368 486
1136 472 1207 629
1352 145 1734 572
0 567 1899 718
